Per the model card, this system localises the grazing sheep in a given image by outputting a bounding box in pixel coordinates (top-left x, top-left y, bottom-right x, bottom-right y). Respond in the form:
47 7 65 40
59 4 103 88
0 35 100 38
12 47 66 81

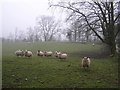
37 50 44 56
15 49 24 57
92 43 95 46
25 50 33 57
54 51 61 58
81 57 91 69
58 53 67 59
44 51 53 57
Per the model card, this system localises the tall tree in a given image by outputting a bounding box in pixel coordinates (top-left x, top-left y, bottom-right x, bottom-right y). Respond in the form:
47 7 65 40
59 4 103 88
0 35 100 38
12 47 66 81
36 15 60 41
14 27 18 41
18 30 26 41
116 1 120 55
66 29 72 42
50 0 120 55
26 27 34 42
8 32 14 42
34 26 41 42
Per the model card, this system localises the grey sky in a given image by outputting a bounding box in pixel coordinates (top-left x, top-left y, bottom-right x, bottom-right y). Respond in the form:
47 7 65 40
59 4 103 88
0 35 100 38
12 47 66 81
0 0 114 38
1 0 66 38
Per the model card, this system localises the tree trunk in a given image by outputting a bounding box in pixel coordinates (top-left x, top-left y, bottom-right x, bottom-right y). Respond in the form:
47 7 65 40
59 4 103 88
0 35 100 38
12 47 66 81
109 36 116 55
109 2 116 55
74 30 77 42
78 31 81 42
105 23 116 55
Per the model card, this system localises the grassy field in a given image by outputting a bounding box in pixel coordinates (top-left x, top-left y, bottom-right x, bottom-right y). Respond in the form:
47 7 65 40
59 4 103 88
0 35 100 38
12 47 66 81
2 42 118 88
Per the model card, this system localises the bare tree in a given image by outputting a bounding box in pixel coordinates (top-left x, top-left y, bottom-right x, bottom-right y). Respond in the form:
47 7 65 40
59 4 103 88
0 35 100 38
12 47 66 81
34 26 41 42
18 30 26 41
66 18 93 42
66 29 72 42
50 0 120 55
35 15 60 41
14 27 18 41
8 32 14 42
116 1 120 56
26 27 34 42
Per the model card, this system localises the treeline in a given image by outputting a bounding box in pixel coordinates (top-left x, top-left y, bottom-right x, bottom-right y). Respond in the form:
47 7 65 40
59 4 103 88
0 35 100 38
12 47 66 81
2 15 100 43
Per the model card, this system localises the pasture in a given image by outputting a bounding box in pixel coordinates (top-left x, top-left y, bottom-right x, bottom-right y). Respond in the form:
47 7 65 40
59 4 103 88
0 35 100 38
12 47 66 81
2 42 118 88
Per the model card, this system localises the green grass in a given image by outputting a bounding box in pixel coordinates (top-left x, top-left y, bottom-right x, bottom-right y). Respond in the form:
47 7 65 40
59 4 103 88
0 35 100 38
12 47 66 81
2 42 118 88
2 42 101 56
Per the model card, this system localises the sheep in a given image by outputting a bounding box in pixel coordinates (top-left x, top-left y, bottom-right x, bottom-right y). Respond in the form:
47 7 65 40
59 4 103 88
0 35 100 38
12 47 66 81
54 51 61 58
92 43 95 46
24 50 33 57
44 51 53 57
58 53 67 59
81 57 91 69
15 49 24 57
37 50 44 57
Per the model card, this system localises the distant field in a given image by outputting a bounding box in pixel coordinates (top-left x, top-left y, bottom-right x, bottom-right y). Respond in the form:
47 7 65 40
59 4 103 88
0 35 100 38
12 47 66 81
2 42 102 54
2 42 118 88
2 42 104 57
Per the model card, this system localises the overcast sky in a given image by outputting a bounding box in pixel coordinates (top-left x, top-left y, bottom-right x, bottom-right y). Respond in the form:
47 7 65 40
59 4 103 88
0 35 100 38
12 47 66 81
0 0 67 38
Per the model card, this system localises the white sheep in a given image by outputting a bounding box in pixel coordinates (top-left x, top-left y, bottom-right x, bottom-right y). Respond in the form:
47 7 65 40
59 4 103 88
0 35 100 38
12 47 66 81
54 51 61 58
58 53 67 59
81 57 91 69
92 43 95 46
15 49 24 57
44 51 53 57
25 50 33 57
37 50 44 56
